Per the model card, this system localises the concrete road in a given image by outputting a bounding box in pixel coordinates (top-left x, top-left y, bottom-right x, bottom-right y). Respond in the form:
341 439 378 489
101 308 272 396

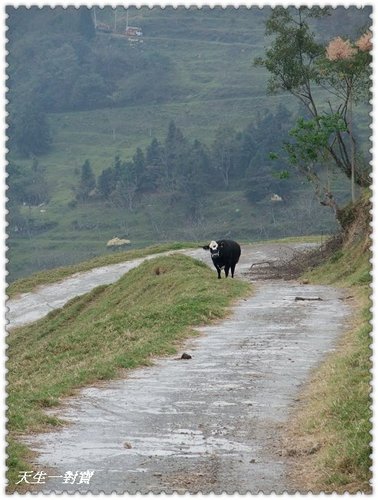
17 242 350 493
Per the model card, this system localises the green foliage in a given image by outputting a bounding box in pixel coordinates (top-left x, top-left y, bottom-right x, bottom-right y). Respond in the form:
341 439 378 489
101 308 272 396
318 40 372 105
212 125 237 188
255 7 327 97
8 160 50 207
70 73 108 111
285 114 347 165
75 159 96 202
257 6 372 188
6 9 175 116
94 113 301 213
78 6 95 40
12 103 51 157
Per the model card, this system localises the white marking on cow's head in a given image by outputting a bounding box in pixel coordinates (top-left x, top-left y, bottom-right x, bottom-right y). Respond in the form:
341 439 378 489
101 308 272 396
208 240 220 258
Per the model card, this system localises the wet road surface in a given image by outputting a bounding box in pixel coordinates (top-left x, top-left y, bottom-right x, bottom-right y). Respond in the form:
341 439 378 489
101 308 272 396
16 242 350 493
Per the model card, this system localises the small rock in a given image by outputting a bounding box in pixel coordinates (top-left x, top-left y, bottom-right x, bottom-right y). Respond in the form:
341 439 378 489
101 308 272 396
306 443 321 455
123 442 132 449
301 279 309 284
283 448 298 457
341 295 354 301
153 472 162 477
181 352 192 359
250 458 256 463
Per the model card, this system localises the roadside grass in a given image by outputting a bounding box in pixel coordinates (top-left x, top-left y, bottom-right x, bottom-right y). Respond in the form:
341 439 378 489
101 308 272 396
289 240 372 492
7 254 251 491
257 234 328 245
7 242 198 297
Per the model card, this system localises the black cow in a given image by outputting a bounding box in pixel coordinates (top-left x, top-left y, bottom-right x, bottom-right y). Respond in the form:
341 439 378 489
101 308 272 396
202 239 241 279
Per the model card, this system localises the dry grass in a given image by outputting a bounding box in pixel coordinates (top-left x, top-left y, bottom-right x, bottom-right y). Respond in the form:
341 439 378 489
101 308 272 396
280 193 372 493
282 289 371 493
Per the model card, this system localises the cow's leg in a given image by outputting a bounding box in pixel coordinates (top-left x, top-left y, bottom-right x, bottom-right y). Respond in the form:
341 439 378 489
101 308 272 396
225 265 230 278
215 265 222 279
231 263 236 278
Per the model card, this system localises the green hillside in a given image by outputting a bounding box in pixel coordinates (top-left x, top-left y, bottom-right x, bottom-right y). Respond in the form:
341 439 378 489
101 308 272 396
6 6 371 281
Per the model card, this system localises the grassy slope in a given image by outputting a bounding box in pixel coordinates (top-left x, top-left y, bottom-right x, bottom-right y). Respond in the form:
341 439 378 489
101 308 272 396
7 241 198 297
286 200 372 492
302 249 371 492
7 253 251 491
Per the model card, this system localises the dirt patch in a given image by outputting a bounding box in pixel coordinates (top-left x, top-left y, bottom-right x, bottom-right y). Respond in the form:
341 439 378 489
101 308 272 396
159 455 221 493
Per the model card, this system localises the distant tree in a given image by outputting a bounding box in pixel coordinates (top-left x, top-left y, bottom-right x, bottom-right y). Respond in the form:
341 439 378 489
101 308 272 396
78 6 95 40
76 159 96 202
164 120 187 190
113 155 123 181
7 163 27 203
146 138 164 166
110 161 139 211
13 103 51 157
123 161 139 211
97 167 116 199
8 160 50 207
180 139 211 218
211 125 237 188
232 129 256 178
144 138 164 190
35 43 81 112
70 73 108 110
132 147 146 190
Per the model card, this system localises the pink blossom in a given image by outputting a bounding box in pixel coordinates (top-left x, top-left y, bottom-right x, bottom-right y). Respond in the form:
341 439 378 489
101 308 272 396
326 37 357 61
355 31 372 52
